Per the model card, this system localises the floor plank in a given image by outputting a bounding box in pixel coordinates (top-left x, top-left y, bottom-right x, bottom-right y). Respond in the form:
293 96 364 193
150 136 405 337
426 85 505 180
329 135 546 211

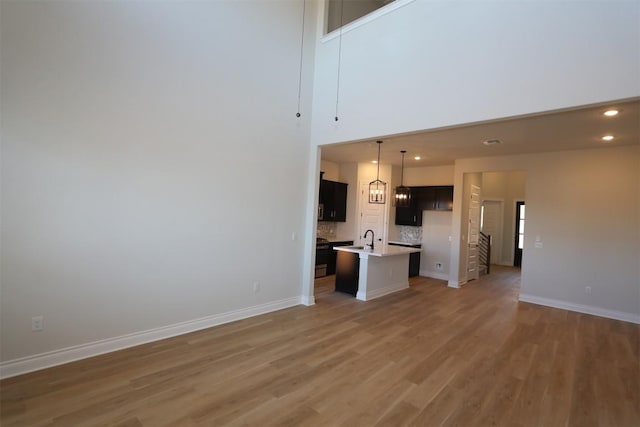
1 266 638 426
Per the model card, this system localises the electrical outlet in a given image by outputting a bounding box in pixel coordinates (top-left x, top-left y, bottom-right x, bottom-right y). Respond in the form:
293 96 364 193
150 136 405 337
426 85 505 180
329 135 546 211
585 286 592 295
32 316 44 332
253 282 260 293
436 263 443 270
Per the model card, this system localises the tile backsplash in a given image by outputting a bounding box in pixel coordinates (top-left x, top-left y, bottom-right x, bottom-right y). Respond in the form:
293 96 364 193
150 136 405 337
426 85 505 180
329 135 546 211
317 222 337 239
398 226 423 243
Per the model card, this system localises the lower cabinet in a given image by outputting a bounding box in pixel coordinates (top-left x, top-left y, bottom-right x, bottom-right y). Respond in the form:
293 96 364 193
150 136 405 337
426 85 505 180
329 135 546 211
408 252 420 277
327 240 354 275
335 251 359 296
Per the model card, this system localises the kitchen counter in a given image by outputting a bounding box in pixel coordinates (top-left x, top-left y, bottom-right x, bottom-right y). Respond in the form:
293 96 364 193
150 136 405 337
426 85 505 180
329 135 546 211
334 244 420 257
334 244 419 301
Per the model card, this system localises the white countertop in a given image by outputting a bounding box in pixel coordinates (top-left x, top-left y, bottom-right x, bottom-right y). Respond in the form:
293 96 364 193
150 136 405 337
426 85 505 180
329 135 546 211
334 244 421 257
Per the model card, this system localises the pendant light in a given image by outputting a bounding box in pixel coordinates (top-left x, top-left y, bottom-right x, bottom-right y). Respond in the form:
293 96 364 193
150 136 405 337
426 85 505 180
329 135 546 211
369 141 387 204
394 150 411 207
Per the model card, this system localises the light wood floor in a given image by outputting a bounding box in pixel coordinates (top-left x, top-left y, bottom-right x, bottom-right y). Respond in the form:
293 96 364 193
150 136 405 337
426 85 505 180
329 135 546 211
1 266 638 426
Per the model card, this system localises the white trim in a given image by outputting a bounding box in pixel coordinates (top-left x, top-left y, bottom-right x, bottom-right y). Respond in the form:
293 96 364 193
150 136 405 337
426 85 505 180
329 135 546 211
0 297 303 379
356 281 408 301
519 294 640 325
448 280 466 288
321 0 416 42
420 269 449 281
300 295 315 306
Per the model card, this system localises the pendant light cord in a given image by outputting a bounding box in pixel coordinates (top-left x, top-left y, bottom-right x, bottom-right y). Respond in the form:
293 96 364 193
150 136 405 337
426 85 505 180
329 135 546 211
376 141 382 179
296 0 306 118
335 0 345 121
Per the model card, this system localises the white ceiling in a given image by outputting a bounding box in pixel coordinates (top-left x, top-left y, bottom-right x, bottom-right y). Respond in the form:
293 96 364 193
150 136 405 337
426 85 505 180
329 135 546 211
321 99 640 167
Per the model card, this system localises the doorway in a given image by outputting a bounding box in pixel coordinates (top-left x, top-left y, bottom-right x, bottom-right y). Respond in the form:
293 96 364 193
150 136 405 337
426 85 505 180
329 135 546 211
481 200 504 265
514 201 525 267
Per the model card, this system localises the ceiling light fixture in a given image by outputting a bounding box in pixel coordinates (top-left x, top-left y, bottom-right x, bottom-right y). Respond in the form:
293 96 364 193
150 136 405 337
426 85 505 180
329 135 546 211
369 141 387 204
603 109 619 117
394 150 411 207
601 135 615 141
414 156 421 160
483 139 502 146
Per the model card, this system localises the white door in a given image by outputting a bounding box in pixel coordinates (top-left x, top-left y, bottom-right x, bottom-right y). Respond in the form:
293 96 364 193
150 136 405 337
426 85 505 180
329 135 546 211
359 183 385 247
467 184 481 281
481 200 503 264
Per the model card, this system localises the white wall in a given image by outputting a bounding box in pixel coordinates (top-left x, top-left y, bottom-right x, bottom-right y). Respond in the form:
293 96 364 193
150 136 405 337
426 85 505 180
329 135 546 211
310 0 640 146
420 211 452 280
404 165 454 186
451 145 640 321
320 160 340 181
1 1 317 366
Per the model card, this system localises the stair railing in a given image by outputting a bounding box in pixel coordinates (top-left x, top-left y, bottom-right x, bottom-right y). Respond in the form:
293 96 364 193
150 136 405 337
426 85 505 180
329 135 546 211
478 232 491 275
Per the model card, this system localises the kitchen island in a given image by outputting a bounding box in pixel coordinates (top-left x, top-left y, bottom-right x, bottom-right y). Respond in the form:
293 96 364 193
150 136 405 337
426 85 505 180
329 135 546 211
334 244 421 301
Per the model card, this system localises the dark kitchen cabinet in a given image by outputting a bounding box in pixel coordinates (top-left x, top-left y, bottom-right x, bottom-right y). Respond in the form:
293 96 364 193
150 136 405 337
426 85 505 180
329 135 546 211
335 250 359 296
327 240 354 275
412 186 454 211
395 187 423 226
395 186 453 225
395 206 422 226
319 179 347 222
434 186 454 210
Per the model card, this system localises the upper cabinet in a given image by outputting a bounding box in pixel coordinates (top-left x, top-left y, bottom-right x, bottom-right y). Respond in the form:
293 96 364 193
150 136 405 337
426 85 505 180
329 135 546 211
319 179 348 222
434 186 454 210
413 186 454 211
395 205 423 226
395 186 454 226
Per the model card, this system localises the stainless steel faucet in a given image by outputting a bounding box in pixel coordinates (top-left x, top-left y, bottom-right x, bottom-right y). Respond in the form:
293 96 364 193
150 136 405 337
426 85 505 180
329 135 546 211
364 229 375 250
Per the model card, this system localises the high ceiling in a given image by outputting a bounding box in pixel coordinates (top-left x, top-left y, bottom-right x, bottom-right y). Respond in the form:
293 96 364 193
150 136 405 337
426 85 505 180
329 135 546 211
321 99 640 167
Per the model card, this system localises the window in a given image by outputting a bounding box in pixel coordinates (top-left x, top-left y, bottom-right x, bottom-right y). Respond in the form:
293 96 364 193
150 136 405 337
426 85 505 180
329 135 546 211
326 0 395 34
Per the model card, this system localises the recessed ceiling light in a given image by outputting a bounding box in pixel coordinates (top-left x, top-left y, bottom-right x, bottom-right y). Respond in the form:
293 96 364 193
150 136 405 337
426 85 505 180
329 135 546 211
603 109 619 117
414 156 421 160
601 135 615 141
372 160 378 164
483 139 502 146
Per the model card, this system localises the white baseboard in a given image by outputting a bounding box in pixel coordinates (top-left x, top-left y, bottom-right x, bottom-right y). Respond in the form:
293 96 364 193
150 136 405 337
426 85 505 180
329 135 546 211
519 294 640 324
447 280 466 288
357 281 408 301
300 295 315 306
419 269 449 281
0 296 303 379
